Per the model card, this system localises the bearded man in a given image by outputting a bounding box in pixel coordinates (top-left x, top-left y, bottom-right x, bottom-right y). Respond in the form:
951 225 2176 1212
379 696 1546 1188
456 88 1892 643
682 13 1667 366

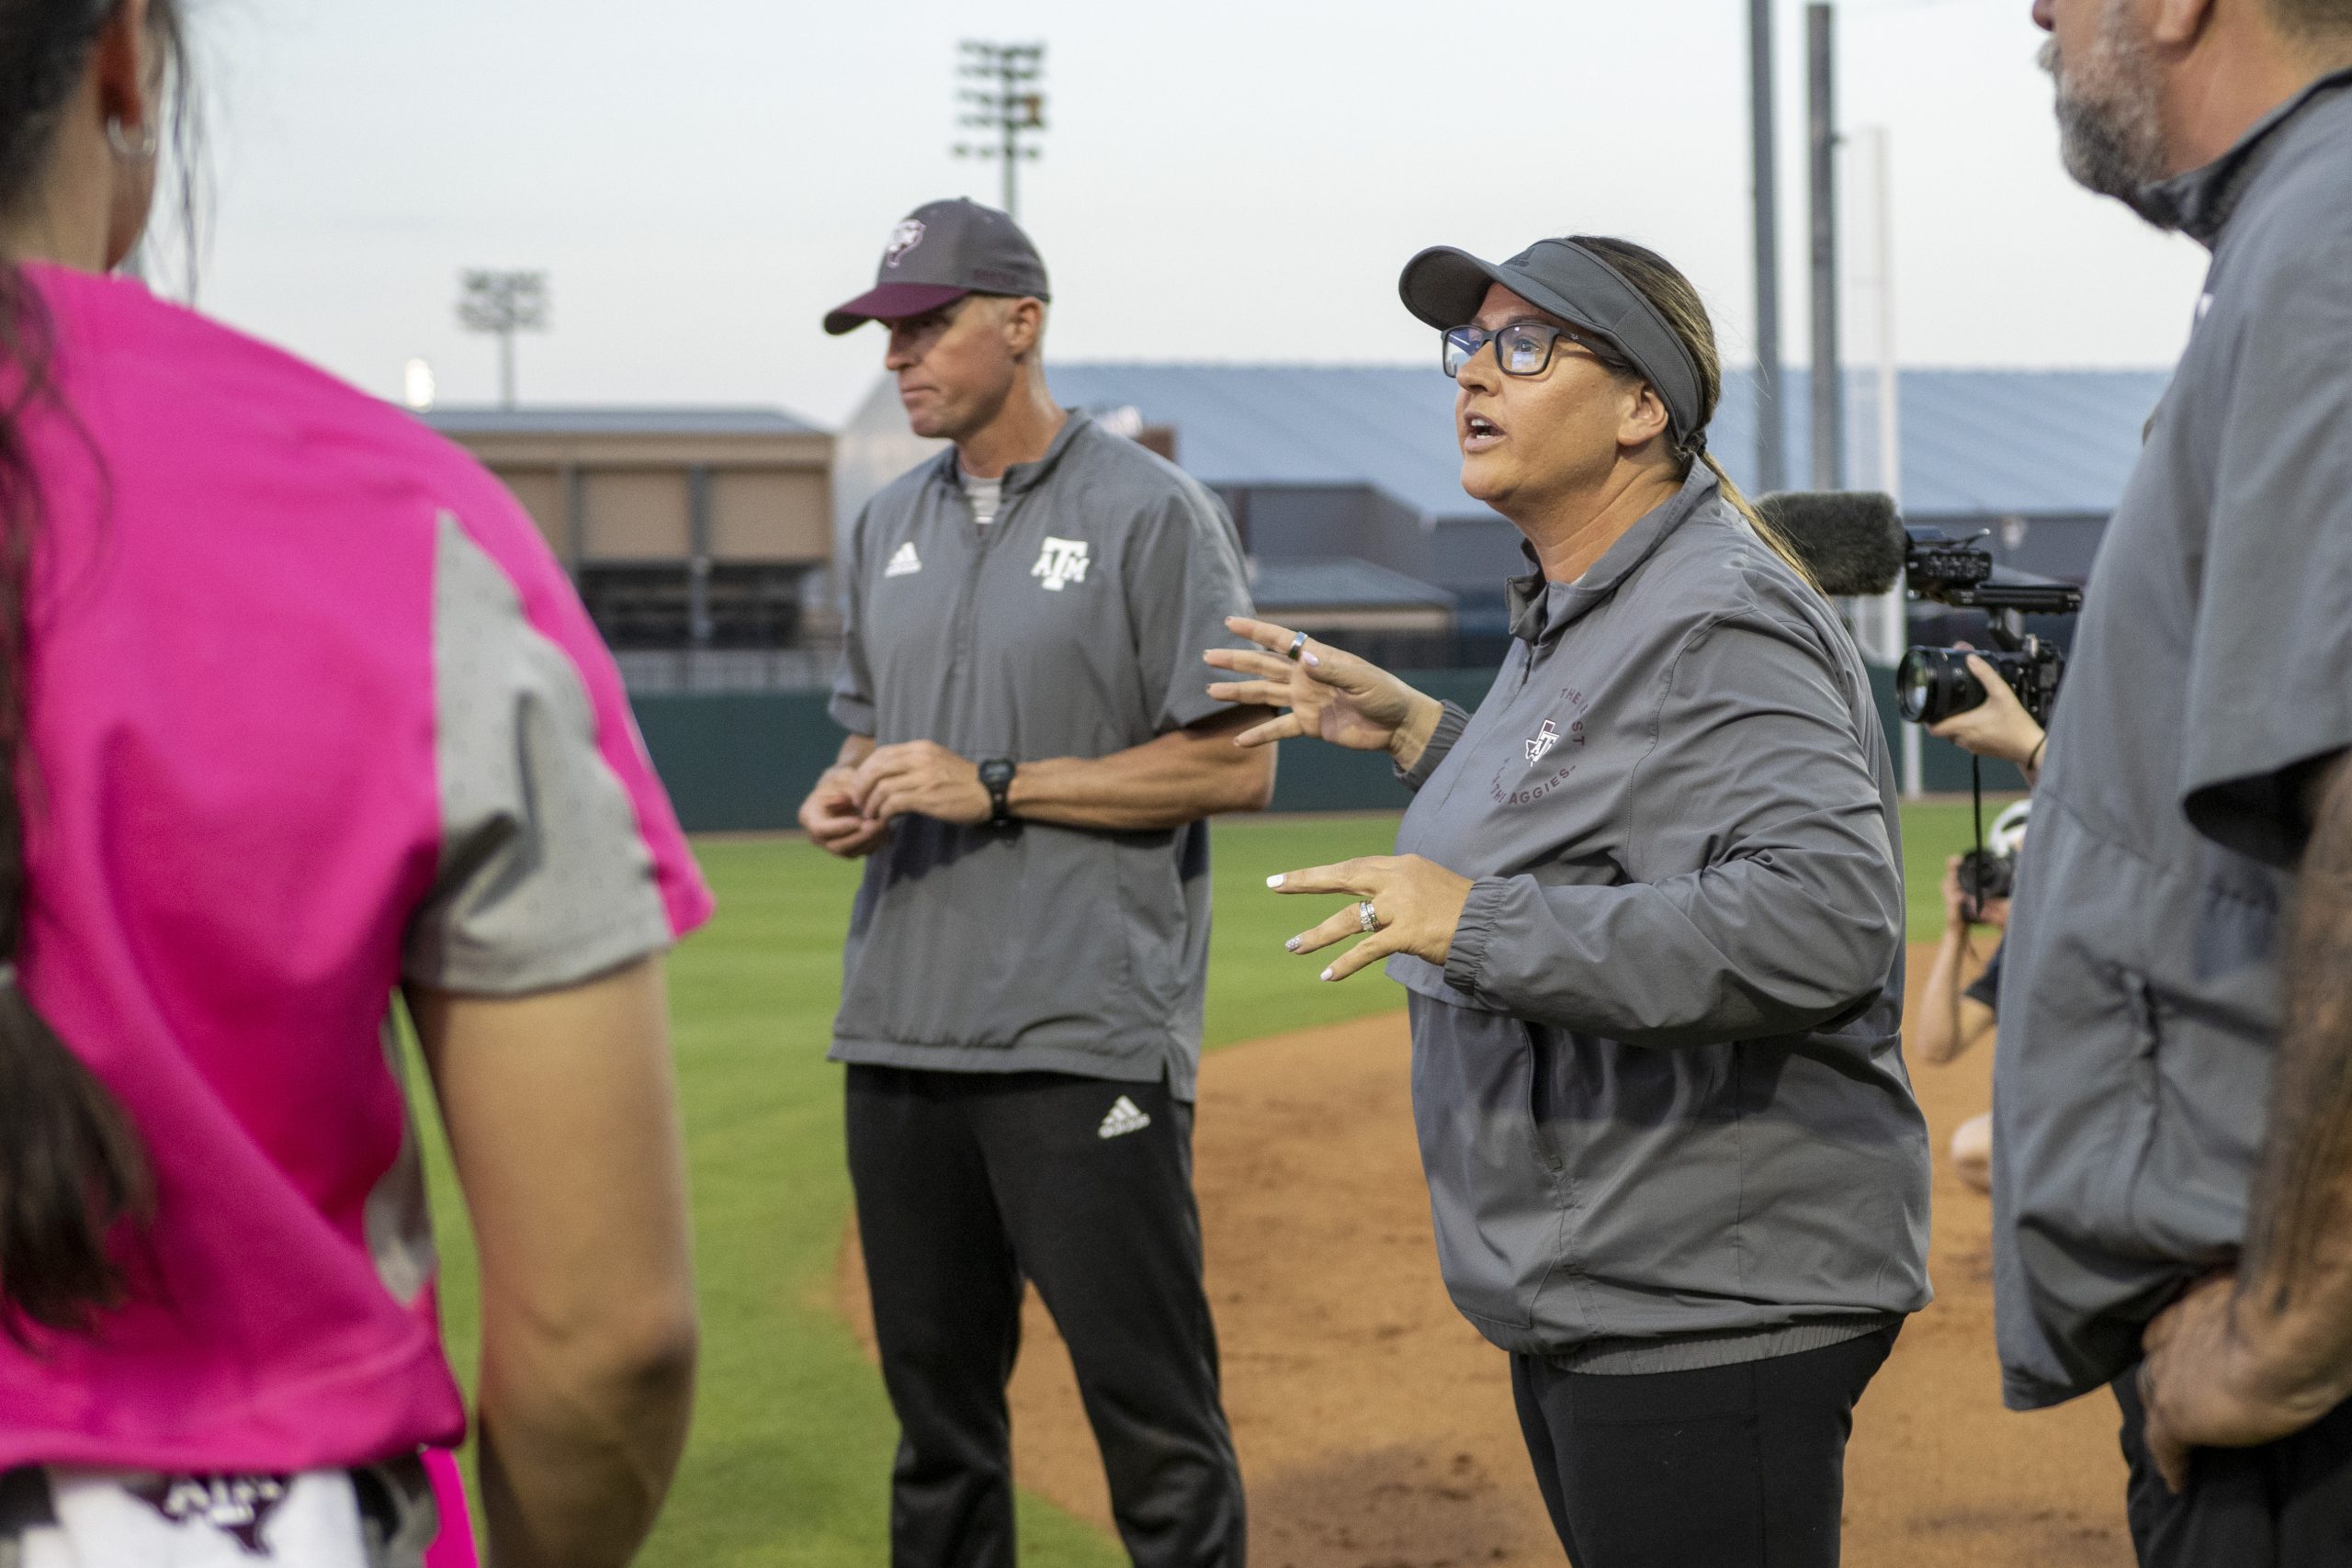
1996 3 2352 1563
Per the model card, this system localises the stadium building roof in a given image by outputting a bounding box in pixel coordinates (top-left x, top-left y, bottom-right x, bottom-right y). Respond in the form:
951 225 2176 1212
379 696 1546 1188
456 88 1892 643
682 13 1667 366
1250 557 1458 612
424 405 822 438
1042 365 2170 521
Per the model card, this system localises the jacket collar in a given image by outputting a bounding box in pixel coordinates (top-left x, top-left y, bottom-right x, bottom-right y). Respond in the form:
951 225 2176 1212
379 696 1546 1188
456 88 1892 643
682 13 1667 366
2135 66 2352 243
933 407 1094 498
1505 464 1723 645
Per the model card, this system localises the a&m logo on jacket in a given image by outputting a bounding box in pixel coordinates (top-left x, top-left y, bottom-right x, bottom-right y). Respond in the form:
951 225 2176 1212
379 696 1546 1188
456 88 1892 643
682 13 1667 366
1492 688 1589 806
1032 536 1091 592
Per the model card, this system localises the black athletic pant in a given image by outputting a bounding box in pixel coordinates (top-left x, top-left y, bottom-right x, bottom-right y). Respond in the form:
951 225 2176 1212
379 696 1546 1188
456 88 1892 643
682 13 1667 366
2113 1364 2352 1566
844 1066 1246 1568
1510 1325 1899 1568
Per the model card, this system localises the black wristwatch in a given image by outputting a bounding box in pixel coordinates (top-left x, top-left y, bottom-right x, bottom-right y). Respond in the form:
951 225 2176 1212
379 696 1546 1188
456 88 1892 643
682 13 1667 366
978 758 1018 829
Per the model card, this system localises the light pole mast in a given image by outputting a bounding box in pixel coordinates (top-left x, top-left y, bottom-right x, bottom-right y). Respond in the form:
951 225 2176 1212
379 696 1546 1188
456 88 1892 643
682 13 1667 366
955 41 1047 218
1748 0 1786 493
456 270 549 410
1807 3 1845 490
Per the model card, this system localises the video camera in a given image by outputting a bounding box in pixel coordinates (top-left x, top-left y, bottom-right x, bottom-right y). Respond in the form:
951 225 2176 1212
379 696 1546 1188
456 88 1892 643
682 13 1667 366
1753 492 2087 730
1894 525 2081 728
1754 495 2065 919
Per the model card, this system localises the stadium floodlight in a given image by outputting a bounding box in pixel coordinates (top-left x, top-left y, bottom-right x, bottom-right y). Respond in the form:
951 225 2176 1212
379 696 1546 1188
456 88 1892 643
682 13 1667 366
402 357 436 412
953 41 1047 219
456 269 550 410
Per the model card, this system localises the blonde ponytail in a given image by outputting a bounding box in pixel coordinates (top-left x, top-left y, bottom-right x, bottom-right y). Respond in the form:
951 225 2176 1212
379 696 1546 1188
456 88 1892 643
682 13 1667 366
1570 235 1826 598
1703 451 1821 592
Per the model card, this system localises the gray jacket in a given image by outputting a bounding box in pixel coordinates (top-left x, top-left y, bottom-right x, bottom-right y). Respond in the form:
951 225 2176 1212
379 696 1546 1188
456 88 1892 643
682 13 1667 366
1390 468 1932 1367
828 412 1255 1097
1993 71 2352 1409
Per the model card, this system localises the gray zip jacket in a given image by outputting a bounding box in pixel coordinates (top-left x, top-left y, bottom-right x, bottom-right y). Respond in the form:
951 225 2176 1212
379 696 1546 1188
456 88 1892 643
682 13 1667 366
828 412 1255 1097
1993 70 2352 1410
1389 468 1932 1368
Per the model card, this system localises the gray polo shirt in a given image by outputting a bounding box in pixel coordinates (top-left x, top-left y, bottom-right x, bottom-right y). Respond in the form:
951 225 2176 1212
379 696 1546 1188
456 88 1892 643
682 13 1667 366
827 411 1255 1097
1389 467 1931 1368
1993 70 2352 1410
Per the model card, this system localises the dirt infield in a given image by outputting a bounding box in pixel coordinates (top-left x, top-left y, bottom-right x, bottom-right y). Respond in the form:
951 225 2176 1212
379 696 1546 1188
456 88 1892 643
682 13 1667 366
839 944 2135 1566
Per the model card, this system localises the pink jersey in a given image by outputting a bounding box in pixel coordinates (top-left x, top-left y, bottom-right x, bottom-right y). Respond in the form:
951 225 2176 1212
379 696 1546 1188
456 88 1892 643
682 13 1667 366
0 265 712 1474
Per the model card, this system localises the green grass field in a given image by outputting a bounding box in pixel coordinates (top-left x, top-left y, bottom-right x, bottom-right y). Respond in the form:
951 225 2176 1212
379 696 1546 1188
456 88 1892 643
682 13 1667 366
415 801 2008 1564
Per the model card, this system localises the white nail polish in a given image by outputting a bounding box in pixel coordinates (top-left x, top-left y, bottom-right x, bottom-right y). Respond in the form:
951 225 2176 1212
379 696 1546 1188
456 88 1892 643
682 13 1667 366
1284 937 1300 952
1266 874 1284 887
1320 967 1336 982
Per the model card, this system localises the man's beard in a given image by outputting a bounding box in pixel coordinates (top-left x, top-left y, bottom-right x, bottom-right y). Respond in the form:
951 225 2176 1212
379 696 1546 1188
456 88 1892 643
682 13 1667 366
2040 3 2173 223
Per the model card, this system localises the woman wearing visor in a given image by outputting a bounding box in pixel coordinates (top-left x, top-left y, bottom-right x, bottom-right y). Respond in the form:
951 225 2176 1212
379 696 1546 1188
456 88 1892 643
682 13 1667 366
1207 237 1929 1566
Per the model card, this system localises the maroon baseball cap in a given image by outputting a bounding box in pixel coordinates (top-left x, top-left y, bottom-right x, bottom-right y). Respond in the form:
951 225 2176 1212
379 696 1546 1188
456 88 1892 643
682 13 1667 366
823 197 1053 335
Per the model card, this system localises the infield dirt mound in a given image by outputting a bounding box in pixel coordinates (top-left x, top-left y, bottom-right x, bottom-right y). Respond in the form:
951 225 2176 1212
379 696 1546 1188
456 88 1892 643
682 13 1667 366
840 944 2133 1566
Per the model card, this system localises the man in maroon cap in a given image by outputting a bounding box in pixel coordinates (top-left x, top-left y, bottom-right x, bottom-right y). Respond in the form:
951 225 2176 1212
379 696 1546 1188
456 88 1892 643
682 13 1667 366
802 197 1267 1568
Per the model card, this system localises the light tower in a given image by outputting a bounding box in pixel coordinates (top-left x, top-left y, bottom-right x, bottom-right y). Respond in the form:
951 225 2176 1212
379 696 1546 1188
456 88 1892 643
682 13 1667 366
456 270 549 410
954 41 1047 218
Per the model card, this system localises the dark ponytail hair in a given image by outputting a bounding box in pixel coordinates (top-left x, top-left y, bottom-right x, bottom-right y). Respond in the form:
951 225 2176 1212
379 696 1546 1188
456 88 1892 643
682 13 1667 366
0 0 190 1336
1567 235 1824 592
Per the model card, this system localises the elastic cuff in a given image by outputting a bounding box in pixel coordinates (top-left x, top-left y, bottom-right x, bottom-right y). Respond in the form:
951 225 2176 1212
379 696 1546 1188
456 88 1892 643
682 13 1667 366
1442 877 1510 995
1396 702 1471 793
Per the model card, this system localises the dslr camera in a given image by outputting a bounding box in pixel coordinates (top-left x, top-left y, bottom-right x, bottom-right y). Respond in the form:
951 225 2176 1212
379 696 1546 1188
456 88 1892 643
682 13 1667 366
1956 801 2032 921
1955 846 2014 908
1894 525 2083 728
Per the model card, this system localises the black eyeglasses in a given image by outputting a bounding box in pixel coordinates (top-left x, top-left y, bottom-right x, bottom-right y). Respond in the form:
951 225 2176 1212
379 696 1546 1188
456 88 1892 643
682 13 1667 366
1442 321 1623 380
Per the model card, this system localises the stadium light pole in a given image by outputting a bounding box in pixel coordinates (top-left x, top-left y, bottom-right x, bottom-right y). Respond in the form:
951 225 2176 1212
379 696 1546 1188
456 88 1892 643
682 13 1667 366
1807 3 1845 491
1854 121 1923 795
457 270 549 410
955 41 1047 219
1749 0 1787 493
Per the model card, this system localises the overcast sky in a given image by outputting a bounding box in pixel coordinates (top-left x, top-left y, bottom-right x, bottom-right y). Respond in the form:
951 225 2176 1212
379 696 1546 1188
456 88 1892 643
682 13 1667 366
182 0 2212 428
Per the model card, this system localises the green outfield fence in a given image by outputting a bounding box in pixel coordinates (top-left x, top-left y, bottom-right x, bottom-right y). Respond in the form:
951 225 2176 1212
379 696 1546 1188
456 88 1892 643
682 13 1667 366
632 667 2023 833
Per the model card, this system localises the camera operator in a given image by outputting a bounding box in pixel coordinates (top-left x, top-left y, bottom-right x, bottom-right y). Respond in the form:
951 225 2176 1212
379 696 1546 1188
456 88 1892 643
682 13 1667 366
1917 802 2031 1195
1928 649 2048 785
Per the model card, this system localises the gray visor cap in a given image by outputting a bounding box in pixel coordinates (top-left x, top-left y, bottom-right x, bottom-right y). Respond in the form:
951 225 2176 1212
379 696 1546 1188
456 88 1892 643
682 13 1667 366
1398 240 1705 440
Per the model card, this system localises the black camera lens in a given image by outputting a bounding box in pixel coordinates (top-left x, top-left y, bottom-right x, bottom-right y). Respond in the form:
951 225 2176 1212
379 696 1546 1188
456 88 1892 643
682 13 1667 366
1956 847 2016 908
1896 647 1986 726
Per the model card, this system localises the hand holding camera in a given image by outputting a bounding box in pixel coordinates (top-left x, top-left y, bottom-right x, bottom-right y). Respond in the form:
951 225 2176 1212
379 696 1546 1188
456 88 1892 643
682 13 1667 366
1926 649 2049 779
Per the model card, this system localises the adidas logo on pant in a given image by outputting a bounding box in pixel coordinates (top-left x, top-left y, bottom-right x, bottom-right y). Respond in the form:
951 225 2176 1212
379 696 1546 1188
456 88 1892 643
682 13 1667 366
1097 1096 1152 1139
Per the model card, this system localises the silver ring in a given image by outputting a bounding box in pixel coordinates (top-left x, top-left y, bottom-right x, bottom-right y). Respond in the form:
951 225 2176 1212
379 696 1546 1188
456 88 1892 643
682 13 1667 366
1285 630 1309 662
1357 900 1378 934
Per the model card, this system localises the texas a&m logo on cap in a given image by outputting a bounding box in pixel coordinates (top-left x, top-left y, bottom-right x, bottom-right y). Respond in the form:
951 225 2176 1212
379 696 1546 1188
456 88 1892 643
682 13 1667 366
884 220 926 269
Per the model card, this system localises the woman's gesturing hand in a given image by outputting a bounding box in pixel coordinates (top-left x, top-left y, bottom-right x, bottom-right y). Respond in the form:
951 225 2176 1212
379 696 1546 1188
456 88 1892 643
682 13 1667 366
1267 855 1476 982
1205 616 1444 772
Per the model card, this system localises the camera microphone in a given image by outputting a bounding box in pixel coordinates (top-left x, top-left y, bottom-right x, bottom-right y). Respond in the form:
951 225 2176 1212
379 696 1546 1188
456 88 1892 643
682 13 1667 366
1754 491 1906 597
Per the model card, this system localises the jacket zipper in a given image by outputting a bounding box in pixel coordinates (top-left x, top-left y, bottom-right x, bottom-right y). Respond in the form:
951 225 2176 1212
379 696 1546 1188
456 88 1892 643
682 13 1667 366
946 479 1023 753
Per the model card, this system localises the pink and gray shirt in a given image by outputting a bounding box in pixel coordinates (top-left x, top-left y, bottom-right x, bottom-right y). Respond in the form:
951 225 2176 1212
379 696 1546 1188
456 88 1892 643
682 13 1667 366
0 265 711 1475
